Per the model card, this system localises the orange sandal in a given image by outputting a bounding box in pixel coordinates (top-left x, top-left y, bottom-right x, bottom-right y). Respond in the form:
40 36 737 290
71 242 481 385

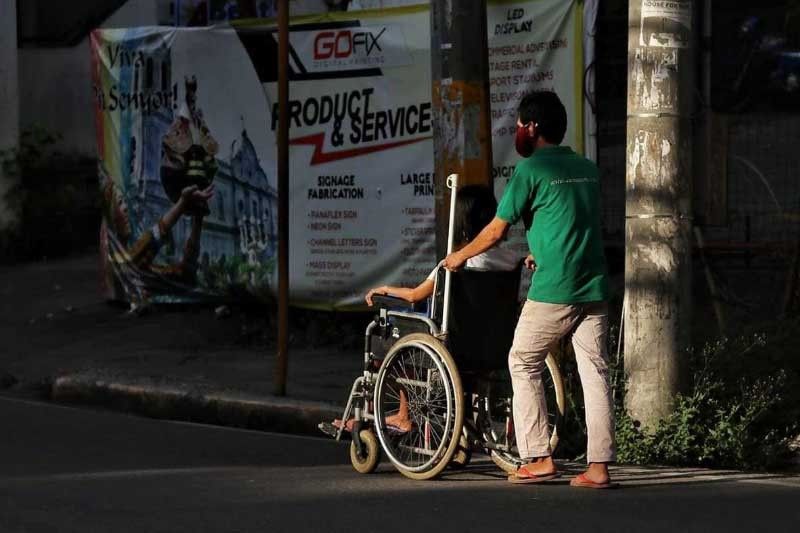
569 473 618 489
508 465 562 484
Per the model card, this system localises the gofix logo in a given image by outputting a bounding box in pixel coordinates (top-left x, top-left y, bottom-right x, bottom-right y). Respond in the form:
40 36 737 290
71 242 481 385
313 28 386 60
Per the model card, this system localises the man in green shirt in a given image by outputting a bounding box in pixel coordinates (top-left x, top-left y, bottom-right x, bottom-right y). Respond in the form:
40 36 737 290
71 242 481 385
443 91 616 489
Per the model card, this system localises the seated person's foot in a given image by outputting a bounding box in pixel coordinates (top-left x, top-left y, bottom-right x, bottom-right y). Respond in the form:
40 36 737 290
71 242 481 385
384 412 413 433
332 415 413 434
332 418 355 432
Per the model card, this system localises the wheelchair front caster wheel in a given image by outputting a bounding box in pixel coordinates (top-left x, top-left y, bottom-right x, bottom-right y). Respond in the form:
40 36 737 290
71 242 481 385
350 429 381 474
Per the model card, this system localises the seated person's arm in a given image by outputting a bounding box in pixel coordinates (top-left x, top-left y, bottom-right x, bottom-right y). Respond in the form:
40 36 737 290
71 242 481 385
365 278 434 306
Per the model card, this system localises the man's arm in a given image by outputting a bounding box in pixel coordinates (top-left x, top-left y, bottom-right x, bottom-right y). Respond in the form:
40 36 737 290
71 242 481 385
442 216 510 271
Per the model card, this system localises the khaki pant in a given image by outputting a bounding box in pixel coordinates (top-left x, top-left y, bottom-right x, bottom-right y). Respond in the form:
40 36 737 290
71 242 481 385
508 300 616 463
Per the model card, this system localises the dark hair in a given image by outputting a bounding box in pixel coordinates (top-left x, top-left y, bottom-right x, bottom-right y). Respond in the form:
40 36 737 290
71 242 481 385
454 184 497 245
517 90 567 144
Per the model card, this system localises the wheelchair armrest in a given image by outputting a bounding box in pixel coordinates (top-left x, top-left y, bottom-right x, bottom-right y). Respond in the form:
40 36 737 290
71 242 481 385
370 294 423 313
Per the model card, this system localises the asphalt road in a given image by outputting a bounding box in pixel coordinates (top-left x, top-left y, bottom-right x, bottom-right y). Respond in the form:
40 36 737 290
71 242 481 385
1 397 798 533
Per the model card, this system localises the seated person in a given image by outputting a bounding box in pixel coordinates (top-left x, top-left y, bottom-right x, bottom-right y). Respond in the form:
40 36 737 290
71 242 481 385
335 184 521 433
366 184 519 306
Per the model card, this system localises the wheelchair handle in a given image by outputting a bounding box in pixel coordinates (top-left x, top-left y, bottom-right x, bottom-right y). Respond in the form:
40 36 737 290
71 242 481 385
441 173 458 335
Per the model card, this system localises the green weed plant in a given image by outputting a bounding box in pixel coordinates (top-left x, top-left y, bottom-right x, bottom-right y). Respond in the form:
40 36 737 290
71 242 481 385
559 324 800 470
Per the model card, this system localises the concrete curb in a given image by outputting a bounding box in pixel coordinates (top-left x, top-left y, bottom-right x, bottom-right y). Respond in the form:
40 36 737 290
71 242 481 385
50 372 343 437
42 373 800 470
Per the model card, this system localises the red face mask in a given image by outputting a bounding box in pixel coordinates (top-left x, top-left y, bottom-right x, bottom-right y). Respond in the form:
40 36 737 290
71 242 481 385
515 123 535 158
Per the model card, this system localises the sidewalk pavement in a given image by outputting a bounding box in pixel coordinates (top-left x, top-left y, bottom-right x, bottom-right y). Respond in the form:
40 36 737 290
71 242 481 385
0 252 363 435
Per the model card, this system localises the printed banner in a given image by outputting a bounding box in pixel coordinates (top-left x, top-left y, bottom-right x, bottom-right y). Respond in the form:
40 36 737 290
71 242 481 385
486 0 584 298
92 0 588 308
92 26 278 305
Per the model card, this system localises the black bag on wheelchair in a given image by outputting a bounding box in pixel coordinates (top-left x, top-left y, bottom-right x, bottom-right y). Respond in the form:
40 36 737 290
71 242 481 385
366 263 522 371
443 265 522 373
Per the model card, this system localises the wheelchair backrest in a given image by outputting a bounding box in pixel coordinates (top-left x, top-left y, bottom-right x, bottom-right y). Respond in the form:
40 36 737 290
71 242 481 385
440 264 523 372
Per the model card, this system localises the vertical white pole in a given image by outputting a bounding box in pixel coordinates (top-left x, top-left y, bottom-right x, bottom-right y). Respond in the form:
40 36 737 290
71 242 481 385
0 0 19 231
441 173 458 335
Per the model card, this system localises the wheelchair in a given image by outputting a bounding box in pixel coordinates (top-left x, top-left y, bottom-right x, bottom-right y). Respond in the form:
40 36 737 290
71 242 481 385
319 177 565 480
325 272 566 480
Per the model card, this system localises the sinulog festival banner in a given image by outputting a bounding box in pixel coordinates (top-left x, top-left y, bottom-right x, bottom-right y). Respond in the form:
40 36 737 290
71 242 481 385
92 0 593 309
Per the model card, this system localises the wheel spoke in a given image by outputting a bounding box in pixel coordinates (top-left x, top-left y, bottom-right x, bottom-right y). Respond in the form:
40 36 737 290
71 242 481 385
375 339 457 473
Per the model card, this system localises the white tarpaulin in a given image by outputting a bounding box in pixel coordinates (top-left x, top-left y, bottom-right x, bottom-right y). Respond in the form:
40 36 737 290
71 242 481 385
94 0 592 308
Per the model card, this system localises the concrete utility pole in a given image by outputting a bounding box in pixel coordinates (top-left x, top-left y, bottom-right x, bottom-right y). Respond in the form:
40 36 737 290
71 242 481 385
624 0 696 428
430 0 493 258
0 0 19 231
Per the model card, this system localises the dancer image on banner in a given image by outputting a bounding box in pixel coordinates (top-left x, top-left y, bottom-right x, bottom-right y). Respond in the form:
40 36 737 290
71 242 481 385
100 75 221 308
161 75 219 217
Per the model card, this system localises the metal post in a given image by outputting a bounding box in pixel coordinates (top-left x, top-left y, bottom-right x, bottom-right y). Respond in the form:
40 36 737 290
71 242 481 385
624 0 696 428
441 173 458 335
430 0 493 259
274 0 290 396
0 0 19 233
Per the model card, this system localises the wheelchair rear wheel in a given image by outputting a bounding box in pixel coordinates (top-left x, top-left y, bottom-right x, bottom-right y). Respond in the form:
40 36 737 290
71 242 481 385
373 333 464 480
485 353 565 474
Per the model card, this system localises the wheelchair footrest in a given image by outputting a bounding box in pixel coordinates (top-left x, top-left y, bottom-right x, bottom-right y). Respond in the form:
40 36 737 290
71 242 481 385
318 421 339 438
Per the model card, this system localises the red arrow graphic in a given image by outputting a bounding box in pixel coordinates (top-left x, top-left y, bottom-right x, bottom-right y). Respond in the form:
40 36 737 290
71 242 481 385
289 132 432 166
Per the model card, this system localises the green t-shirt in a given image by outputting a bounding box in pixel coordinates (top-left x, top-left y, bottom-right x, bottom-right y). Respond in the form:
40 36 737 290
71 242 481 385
496 145 608 303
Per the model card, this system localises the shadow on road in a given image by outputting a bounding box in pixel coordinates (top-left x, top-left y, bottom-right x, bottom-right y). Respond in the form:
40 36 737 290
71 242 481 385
429 460 800 489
